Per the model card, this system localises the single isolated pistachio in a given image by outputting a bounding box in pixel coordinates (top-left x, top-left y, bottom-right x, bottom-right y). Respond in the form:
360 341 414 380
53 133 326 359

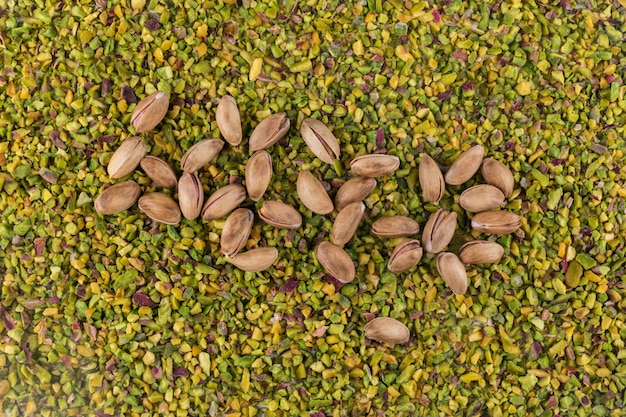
131 91 169 133
215 95 242 146
300 118 340 164
350 154 400 177
334 177 377 211
258 200 302 229
296 170 334 215
387 239 423 274
245 150 273 202
459 184 505 213
436 252 468 295
419 154 445 202
221 208 254 257
180 139 225 173
94 181 141 215
459 240 504 264
201 184 247 221
371 215 420 238
445 145 485 185
107 136 146 179
471 210 521 235
364 317 410 345
481 158 515 198
315 241 355 283
249 113 290 151
140 156 178 190
138 192 182 225
422 209 457 253
229 247 278 272
331 202 365 246
178 172 204 220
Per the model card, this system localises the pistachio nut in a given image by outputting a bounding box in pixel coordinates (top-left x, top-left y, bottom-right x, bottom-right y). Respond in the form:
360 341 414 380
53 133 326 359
131 91 169 133
481 158 514 198
180 139 225 173
471 210 521 235
258 200 302 229
350 154 400 177
371 215 420 238
444 145 484 185
364 317 410 345
201 184 247 221
296 170 333 215
138 192 181 225
387 239 423 274
94 181 141 215
249 113 290 151
331 202 365 246
178 172 204 220
459 184 505 213
334 177 377 211
436 252 468 295
300 118 340 164
418 154 444 202
459 240 504 264
422 209 457 253
215 95 242 146
315 241 355 284
229 247 278 272
140 156 178 190
107 136 146 179
220 208 254 257
245 150 273 202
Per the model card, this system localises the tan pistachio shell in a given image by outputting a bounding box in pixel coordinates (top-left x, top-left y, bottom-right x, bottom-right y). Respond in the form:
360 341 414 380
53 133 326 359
364 317 410 345
178 172 204 220
315 241 355 283
436 252 468 295
249 113 290 151
459 184 505 213
371 216 420 238
201 184 247 221
296 170 334 215
215 95 242 146
140 156 178 190
300 118 340 164
180 139 225 173
220 208 255 257
387 239 423 274
107 136 146 179
471 211 521 235
419 154 445 203
459 240 504 264
444 145 485 185
258 200 302 229
422 209 457 253
131 91 169 133
350 154 400 177
94 181 141 215
334 177 377 211
331 202 365 246
245 150 273 202
481 158 514 198
229 247 278 272
138 192 181 225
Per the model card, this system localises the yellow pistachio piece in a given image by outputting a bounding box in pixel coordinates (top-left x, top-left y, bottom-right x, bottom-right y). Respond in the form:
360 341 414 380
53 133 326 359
444 145 484 185
459 184 505 213
300 118 340 164
245 150 273 202
140 156 178 190
350 154 400 177
215 95 242 146
229 247 278 272
364 317 410 345
471 210 521 235
221 208 255 257
481 158 515 198
178 172 204 220
334 177 377 211
180 139 225 173
296 170 334 215
419 154 445 202
131 91 169 133
387 239 423 274
107 136 146 179
436 252 468 295
138 192 181 225
422 209 457 253
201 184 247 221
371 215 420 238
94 181 141 215
459 240 504 264
249 113 290 151
331 202 365 246
258 200 302 229
315 241 355 283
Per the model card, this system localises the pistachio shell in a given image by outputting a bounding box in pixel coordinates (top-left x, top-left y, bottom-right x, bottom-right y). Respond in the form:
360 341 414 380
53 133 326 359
201 184 247 221
350 154 400 177
140 156 178 190
245 150 273 202
419 154 445 202
364 317 410 345
107 136 146 179
444 145 484 185
221 208 255 257
229 247 278 272
481 158 514 198
471 211 521 235
180 139 225 173
315 241 355 283
296 170 334 215
258 200 302 229
94 181 141 215
249 113 290 151
459 240 504 264
215 95 242 146
178 172 204 220
331 202 365 246
334 177 377 211
459 184 505 213
300 118 340 164
131 91 169 133
138 192 181 225
436 252 468 295
387 239 423 274
371 216 420 238
422 209 457 253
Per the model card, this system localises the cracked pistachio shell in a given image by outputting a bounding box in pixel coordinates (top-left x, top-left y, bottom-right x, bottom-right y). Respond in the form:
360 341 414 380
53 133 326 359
459 240 504 264
131 91 169 133
437 252 468 295
107 136 146 179
178 172 204 220
229 247 278 272
459 184 505 213
364 317 410 345
201 184 247 221
215 95 242 146
249 113 290 151
296 170 333 215
444 145 484 185
300 118 340 164
331 202 365 246
221 208 254 257
180 139 225 173
245 150 273 202
94 181 141 215
334 177 377 211
371 216 420 238
140 156 177 190
419 154 445 202
350 154 400 177
258 200 302 229
471 211 521 235
315 241 355 284
422 209 457 253
481 158 514 198
138 192 181 225
387 239 423 274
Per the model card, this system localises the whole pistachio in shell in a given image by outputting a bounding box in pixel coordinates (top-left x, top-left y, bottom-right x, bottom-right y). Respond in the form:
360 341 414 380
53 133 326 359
140 156 178 190
315 241 355 283
131 91 169 133
249 113 290 151
364 317 410 345
444 145 484 185
436 252 468 295
334 177 377 211
180 139 225 173
331 202 365 246
296 170 334 215
258 200 302 229
215 95 242 146
178 172 204 220
419 154 445 202
471 210 521 235
371 215 420 238
201 184 247 221
245 150 273 202
107 136 146 179
422 209 457 253
221 208 255 257
229 247 278 272
94 181 141 215
350 154 400 177
481 158 514 198
459 184 505 213
138 192 182 225
459 240 504 264
300 118 340 164
387 239 423 274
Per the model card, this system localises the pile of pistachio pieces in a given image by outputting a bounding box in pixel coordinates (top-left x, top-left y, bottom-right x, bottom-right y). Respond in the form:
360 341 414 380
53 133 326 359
2 0 626 416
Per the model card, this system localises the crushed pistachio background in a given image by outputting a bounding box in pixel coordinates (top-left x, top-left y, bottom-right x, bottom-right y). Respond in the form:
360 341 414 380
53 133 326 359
1 0 626 416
